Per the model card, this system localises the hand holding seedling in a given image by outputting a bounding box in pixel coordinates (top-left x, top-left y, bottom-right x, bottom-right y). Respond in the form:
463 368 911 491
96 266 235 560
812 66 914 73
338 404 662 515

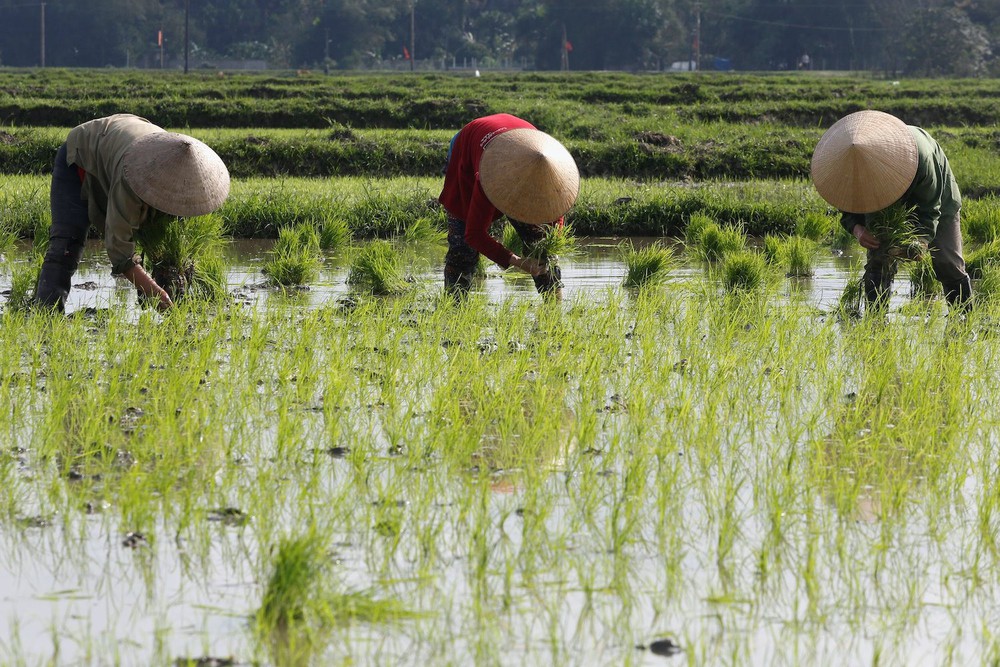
124 263 174 311
852 224 880 250
511 255 548 277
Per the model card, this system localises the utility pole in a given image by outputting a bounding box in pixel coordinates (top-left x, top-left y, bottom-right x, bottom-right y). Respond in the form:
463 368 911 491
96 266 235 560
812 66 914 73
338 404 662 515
690 3 700 72
183 0 190 73
410 1 416 72
39 2 45 67
560 22 569 71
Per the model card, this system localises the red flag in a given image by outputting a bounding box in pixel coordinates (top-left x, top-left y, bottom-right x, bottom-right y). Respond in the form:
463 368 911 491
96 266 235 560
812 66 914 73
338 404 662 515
565 40 573 52
157 30 163 47
403 45 410 60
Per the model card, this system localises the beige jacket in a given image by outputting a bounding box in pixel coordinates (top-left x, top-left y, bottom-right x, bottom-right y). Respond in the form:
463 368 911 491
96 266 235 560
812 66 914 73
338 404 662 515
65 114 169 273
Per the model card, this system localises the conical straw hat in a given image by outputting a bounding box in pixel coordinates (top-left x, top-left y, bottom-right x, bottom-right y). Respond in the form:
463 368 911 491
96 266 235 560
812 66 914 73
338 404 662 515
123 132 230 217
479 129 580 224
811 110 918 214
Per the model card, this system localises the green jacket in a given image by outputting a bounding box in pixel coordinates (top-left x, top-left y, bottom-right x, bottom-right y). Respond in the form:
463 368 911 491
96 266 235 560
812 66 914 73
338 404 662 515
65 114 170 274
841 126 961 240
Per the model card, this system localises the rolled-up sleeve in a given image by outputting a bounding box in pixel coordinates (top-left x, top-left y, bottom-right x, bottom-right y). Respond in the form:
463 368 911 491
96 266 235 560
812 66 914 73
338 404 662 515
105 181 146 274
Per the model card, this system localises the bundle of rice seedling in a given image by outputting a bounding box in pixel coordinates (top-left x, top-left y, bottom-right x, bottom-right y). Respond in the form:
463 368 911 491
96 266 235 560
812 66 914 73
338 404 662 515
796 212 836 242
262 223 322 287
620 240 676 288
524 223 578 261
784 235 817 277
867 204 924 258
135 213 229 301
721 250 768 291
696 222 746 262
319 217 351 251
347 239 408 295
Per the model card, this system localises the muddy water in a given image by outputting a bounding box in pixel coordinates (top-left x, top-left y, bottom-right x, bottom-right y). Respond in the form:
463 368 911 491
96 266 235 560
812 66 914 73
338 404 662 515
0 237 940 666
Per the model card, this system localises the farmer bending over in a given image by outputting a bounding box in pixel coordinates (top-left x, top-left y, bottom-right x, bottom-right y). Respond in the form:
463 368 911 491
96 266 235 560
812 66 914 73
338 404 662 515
35 113 230 312
438 113 580 298
811 110 971 311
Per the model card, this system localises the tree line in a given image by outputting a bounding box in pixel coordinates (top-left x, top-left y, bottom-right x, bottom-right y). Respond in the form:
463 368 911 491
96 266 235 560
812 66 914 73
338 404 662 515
0 0 995 76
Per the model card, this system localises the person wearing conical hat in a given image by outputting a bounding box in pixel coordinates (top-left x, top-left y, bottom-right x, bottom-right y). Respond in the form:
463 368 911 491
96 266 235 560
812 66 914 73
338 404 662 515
34 113 230 312
811 110 971 311
438 113 580 298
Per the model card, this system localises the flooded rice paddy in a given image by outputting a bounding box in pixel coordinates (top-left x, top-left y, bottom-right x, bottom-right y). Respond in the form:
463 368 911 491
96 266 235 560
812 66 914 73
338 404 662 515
1 239 998 666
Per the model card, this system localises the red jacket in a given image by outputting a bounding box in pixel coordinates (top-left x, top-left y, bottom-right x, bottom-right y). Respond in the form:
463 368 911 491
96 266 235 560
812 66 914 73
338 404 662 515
438 114 538 268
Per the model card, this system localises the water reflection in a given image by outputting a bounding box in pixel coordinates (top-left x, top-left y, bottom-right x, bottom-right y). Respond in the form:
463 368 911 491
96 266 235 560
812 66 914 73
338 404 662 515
3 237 878 314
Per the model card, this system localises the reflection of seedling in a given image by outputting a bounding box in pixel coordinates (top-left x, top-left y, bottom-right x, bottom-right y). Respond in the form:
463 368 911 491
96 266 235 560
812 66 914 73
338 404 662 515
620 240 676 288
347 239 408 295
263 223 322 287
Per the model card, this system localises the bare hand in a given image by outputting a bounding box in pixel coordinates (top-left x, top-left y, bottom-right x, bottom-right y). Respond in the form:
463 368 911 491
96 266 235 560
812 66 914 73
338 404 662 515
511 255 548 277
852 224 880 251
123 263 174 311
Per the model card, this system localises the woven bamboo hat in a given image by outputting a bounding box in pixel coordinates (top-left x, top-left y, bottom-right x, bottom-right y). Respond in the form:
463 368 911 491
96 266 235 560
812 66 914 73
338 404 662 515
479 129 580 224
811 110 918 214
123 132 230 217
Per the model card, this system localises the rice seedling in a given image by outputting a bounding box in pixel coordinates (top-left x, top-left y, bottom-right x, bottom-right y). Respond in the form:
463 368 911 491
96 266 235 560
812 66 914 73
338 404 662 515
838 275 864 319
784 235 817 277
346 239 408 295
762 235 784 264
694 221 746 263
319 216 351 251
966 239 1000 279
866 204 923 256
796 211 836 241
500 221 526 257
909 256 941 299
524 224 578 261
134 213 229 301
962 197 1000 243
721 250 769 291
619 240 676 288
4 254 42 312
684 211 714 246
262 223 322 287
400 215 446 244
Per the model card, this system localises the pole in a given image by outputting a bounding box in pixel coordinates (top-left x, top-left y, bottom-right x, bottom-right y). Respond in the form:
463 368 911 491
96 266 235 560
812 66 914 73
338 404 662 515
409 1 415 72
39 2 45 67
690 3 700 71
694 4 701 72
183 0 190 74
560 22 568 71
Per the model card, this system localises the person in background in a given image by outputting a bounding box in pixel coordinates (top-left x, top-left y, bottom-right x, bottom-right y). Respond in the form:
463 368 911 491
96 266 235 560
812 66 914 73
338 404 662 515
438 113 579 298
811 109 971 311
35 113 230 312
